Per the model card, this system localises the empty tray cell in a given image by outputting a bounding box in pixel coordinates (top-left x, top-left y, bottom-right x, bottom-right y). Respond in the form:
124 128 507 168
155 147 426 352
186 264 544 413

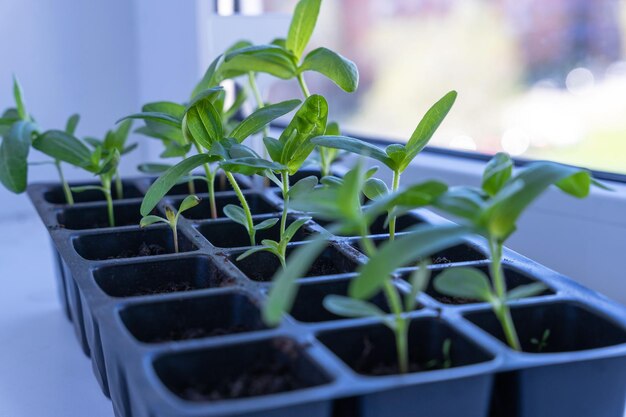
354 237 485 266
153 338 331 402
120 292 267 343
421 264 554 306
231 244 359 282
197 216 314 248
164 173 249 196
315 213 423 237
290 277 418 323
93 256 233 297
464 301 626 353
73 227 196 261
44 182 142 204
318 317 493 376
173 192 278 220
57 201 148 230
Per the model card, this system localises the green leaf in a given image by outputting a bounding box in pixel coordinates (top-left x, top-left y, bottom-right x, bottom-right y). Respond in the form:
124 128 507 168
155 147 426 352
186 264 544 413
184 97 223 149
178 195 201 213
482 152 513 197
325 121 340 136
237 245 273 261
401 90 457 172
350 224 470 299
160 141 191 158
299 47 359 92
385 144 407 166
65 114 80 135
283 216 311 242
138 163 171 174
263 137 284 162
220 157 287 176
363 177 388 201
224 45 298 79
483 162 593 240
118 112 181 129
96 149 120 177
223 204 248 229
254 217 279 231
311 135 394 169
323 295 386 319
279 95 328 174
433 267 493 302
33 130 93 169
191 55 223 98
263 237 328 325
0 120 34 193
141 102 186 145
434 186 486 222
141 153 218 216
288 176 318 199
286 0 321 60
186 87 225 113
13 75 27 120
507 282 548 300
230 99 301 142
140 215 167 228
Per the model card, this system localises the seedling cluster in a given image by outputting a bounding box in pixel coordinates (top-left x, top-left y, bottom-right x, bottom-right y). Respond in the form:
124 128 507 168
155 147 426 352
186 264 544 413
1 0 606 387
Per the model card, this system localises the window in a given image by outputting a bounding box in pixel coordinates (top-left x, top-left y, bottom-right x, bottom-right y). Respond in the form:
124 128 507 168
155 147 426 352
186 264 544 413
237 0 626 175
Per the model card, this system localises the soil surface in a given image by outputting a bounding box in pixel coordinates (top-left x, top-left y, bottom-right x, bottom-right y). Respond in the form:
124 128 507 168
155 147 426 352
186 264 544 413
149 324 254 343
110 242 168 259
354 337 444 376
127 276 236 297
432 294 479 305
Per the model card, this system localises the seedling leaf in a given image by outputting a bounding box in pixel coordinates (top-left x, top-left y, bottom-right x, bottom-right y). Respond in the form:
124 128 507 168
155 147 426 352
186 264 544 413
434 267 493 302
299 47 359 92
230 99 301 142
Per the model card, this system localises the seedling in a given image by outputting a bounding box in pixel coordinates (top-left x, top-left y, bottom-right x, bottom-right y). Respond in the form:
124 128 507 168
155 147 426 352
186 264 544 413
236 216 311 268
433 152 602 351
129 93 300 245
262 164 466 374
531 329 551 353
140 195 200 253
0 77 76 204
310 90 457 240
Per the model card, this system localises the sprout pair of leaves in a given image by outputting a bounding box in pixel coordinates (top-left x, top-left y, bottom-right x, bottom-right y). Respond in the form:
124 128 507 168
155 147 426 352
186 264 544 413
311 90 457 239
432 152 602 350
134 92 301 244
199 0 358 98
140 195 200 253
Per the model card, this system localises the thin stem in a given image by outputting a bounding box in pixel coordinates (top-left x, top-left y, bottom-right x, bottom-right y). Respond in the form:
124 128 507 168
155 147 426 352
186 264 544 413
114 170 124 199
489 238 521 350
297 73 311 98
54 160 74 205
388 170 401 241
359 224 377 258
320 148 329 177
383 280 409 374
280 171 290 238
248 71 270 138
101 178 115 227
171 223 179 253
193 142 217 219
225 171 256 246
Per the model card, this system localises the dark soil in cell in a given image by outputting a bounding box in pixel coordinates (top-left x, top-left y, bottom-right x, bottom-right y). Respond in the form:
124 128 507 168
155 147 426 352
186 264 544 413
109 242 168 259
433 295 479 305
150 324 254 343
182 358 303 401
353 337 441 376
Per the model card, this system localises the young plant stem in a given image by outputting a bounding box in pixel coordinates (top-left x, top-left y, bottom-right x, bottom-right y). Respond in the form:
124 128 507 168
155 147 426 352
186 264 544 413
320 148 330 177
114 170 124 199
297 73 311 98
171 223 179 253
359 222 408 373
388 170 401 241
225 171 256 246
193 143 217 219
101 178 115 227
54 160 74 205
489 238 521 350
280 171 290 237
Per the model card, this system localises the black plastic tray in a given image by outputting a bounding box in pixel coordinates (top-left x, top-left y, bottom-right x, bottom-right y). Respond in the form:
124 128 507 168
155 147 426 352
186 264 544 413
28 168 626 417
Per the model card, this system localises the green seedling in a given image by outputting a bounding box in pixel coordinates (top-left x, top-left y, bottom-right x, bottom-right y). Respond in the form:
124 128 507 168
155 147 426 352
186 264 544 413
236 216 311 268
531 329 551 353
219 94 328 243
426 339 453 370
128 93 300 245
140 195 200 253
433 152 603 351
262 164 464 374
0 77 77 204
310 90 457 240
83 119 136 199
